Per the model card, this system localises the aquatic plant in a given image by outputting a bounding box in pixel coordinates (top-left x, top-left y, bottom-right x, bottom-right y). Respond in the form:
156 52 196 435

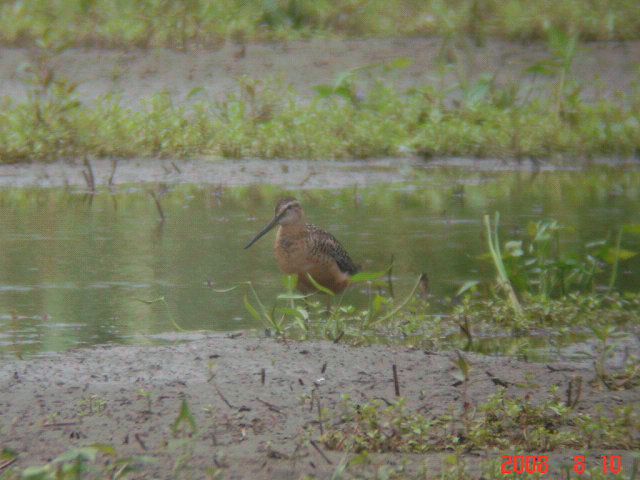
482 215 639 301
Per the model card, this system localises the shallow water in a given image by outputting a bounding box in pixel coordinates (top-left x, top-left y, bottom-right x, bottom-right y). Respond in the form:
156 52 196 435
1 166 639 357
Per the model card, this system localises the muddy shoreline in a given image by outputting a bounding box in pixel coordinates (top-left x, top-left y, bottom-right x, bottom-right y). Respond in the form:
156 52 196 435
0 156 534 190
1 156 638 190
2 335 637 478
0 156 424 189
2 38 639 105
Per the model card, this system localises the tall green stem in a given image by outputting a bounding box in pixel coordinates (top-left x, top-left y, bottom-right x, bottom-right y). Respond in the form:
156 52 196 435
483 212 522 315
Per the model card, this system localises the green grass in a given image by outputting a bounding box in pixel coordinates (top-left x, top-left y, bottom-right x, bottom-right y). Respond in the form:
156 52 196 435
1 62 639 163
1 2 639 163
0 0 639 47
1 1 639 163
322 391 640 453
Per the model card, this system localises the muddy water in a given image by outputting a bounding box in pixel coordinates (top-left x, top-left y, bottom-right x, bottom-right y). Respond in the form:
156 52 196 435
1 166 639 356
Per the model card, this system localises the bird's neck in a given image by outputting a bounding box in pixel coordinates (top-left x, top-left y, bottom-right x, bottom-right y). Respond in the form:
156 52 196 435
276 222 307 244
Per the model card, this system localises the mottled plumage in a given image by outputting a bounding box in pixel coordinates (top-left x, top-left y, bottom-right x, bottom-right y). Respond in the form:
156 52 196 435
244 197 359 294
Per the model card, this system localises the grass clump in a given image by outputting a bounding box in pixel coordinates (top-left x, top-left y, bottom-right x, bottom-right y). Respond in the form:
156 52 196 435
321 389 640 454
0 445 154 480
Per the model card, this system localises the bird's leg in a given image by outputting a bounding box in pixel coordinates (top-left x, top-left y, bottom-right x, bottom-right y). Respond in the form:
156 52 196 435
324 295 332 313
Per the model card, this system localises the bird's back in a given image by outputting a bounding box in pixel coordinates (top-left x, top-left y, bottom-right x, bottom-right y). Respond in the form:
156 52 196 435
275 222 359 293
305 223 360 275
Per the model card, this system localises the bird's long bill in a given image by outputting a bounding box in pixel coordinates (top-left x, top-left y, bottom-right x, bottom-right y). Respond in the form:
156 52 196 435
243 215 278 249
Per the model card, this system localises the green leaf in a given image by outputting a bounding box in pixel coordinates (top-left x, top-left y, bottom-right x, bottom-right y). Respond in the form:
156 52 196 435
211 281 249 293
113 455 157 466
451 350 470 377
504 240 524 257
88 443 116 456
20 466 52 479
187 86 204 98
602 246 637 264
274 306 306 320
456 280 479 296
389 57 412 69
1 447 18 459
372 293 386 313
281 273 298 291
312 84 334 97
172 399 198 436
335 86 356 99
306 273 335 295
276 292 307 301
523 59 560 75
243 294 261 321
622 223 640 235
349 269 389 283
54 446 99 463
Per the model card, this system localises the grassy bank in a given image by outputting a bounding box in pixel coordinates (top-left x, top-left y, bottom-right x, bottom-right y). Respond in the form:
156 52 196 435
0 1 639 163
1 0 639 48
1 64 639 163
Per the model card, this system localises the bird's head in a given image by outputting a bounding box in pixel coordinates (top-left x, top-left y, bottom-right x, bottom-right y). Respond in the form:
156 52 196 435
244 197 303 249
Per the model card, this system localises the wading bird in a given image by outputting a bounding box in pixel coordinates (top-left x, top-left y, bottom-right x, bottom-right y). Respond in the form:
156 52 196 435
244 197 359 294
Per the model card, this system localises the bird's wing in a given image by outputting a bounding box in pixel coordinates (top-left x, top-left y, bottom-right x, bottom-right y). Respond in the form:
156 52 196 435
307 224 360 275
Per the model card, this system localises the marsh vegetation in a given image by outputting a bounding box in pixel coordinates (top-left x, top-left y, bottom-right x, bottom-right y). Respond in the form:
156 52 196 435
1 2 639 163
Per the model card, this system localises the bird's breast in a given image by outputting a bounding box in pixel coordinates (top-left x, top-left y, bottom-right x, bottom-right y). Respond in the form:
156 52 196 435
275 226 311 274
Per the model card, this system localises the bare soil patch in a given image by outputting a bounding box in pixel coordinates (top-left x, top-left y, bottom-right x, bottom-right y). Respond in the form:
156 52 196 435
2 38 638 105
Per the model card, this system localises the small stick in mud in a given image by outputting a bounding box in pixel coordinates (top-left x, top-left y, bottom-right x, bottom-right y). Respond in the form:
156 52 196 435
108 159 117 186
316 393 324 435
485 370 510 388
261 367 266 385
310 439 332 465
0 456 17 470
566 375 582 408
149 190 166 222
299 172 314 186
392 363 400 396
134 433 147 450
214 383 234 409
256 397 286 415
42 421 77 427
82 155 95 191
